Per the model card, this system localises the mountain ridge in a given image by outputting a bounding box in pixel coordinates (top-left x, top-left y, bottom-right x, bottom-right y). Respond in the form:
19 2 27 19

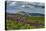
7 11 44 16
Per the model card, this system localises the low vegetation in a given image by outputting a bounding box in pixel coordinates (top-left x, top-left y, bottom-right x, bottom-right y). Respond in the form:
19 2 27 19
6 14 45 30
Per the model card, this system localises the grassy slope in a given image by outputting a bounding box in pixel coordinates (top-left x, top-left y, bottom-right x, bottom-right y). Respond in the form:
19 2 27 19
6 14 45 30
26 16 45 24
6 19 36 30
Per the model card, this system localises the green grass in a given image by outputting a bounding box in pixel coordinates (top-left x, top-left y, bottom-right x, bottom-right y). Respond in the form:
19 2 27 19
18 15 45 25
6 15 45 30
26 16 45 24
6 19 35 30
6 19 44 30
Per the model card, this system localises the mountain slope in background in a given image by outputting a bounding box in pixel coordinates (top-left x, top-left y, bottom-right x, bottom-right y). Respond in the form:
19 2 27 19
7 11 44 16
